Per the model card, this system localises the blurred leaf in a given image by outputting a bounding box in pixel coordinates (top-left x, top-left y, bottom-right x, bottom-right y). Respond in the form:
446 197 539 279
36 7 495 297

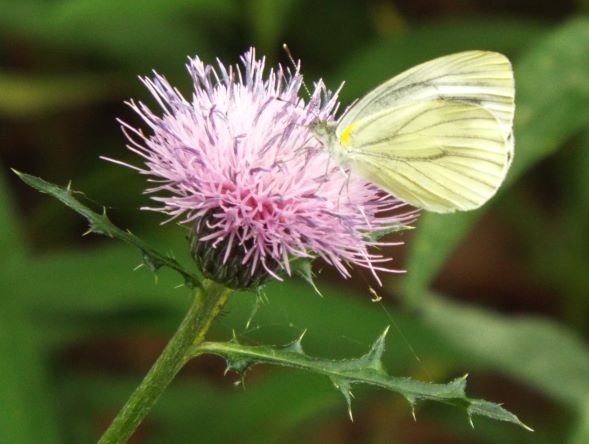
566 129 589 214
0 170 59 443
14 171 202 288
0 299 61 444
0 167 26 266
191 331 531 429
334 17 546 102
0 0 237 69
247 0 298 56
286 0 374 70
499 180 589 331
0 72 118 117
570 396 589 444
508 18 589 180
402 18 589 306
62 371 342 444
20 244 187 316
421 293 589 408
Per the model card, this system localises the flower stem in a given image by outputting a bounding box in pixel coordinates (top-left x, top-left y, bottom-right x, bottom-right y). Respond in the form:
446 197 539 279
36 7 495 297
97 279 232 444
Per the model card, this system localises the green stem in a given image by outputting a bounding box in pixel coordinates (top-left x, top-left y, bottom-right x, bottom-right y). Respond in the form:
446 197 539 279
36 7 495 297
97 279 232 444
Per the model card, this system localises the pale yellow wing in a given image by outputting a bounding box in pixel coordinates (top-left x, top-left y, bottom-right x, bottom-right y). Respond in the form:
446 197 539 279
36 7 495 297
342 100 510 213
338 51 515 143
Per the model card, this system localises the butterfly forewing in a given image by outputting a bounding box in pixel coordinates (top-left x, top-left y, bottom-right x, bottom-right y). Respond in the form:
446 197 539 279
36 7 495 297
337 51 515 140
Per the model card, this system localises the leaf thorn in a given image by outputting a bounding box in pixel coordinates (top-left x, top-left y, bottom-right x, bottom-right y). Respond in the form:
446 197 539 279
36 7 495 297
468 414 475 429
287 329 307 353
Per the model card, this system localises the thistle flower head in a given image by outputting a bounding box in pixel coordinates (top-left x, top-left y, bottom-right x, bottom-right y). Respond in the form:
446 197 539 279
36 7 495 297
115 49 417 289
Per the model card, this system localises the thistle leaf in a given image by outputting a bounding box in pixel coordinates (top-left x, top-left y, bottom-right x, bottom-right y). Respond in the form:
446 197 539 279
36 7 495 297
189 329 531 430
13 171 202 288
331 376 355 420
291 258 323 297
285 330 306 354
362 326 388 373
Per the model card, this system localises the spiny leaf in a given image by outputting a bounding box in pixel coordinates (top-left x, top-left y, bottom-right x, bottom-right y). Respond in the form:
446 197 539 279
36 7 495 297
189 329 531 430
290 258 323 297
362 326 388 372
224 356 256 377
13 171 202 288
284 330 306 354
331 376 355 420
245 288 266 329
468 399 533 431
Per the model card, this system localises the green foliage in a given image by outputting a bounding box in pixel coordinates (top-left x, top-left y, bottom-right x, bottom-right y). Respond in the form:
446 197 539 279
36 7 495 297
0 171 60 444
247 0 297 57
0 301 61 444
420 293 589 408
0 0 236 69
571 400 589 444
334 17 546 102
501 128 589 331
0 171 25 266
0 73 116 117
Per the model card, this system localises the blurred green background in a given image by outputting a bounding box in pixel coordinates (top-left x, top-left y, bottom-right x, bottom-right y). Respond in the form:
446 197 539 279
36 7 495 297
2 0 589 443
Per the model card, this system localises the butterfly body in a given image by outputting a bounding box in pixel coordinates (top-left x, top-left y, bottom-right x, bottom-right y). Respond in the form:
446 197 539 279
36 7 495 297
311 51 515 213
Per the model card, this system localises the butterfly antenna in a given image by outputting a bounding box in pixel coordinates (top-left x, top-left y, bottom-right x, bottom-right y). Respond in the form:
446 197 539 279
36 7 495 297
283 43 312 99
357 269 433 383
374 293 433 382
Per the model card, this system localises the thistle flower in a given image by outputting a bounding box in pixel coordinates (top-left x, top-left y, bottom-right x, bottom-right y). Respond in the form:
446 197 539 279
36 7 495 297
112 49 417 289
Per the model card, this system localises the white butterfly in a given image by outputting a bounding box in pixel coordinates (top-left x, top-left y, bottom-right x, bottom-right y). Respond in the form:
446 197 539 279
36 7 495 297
312 51 515 213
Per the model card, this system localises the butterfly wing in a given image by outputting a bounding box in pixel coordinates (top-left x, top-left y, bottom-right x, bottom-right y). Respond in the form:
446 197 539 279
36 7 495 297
337 51 515 143
341 99 510 213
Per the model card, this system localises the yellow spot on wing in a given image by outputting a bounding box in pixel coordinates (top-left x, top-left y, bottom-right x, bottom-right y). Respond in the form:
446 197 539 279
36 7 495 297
340 123 355 145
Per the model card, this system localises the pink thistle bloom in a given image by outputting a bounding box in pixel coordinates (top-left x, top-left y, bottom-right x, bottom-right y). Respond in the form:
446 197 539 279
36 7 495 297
111 49 417 289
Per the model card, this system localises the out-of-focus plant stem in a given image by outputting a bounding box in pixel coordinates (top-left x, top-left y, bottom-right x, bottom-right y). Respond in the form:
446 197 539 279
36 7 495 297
97 279 232 444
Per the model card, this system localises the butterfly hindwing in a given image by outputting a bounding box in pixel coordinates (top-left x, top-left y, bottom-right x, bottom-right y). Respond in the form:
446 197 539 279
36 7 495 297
341 100 510 213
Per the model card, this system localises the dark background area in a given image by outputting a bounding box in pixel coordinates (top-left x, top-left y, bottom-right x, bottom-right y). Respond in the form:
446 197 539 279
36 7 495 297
1 1 589 443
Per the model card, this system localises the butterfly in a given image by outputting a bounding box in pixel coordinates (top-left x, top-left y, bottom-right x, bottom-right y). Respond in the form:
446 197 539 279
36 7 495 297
311 51 515 213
